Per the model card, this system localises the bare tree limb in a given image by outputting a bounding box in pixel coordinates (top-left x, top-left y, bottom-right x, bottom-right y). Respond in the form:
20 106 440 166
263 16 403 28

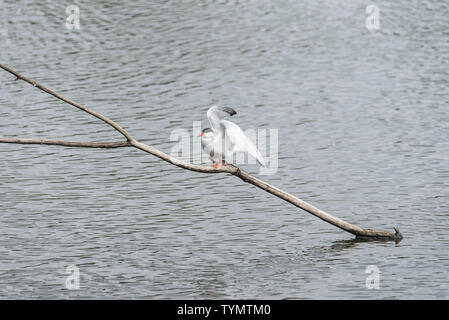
0 137 131 148
0 63 134 142
0 63 402 241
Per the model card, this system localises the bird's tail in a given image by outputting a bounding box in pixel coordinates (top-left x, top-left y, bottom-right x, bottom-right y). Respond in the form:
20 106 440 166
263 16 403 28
256 152 266 167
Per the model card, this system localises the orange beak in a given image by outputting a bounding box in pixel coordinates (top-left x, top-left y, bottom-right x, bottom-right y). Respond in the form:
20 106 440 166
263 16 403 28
200 132 204 137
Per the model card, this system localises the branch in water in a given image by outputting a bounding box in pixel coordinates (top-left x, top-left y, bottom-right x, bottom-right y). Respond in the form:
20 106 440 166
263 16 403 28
0 63 402 241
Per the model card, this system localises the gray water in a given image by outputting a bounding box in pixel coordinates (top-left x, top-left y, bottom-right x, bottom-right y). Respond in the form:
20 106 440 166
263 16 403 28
1 0 448 299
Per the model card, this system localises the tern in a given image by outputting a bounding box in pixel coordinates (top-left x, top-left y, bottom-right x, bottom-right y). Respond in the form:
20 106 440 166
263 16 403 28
200 106 265 168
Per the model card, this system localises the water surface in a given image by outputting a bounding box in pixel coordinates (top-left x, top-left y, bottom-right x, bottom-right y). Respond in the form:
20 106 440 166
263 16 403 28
0 0 448 299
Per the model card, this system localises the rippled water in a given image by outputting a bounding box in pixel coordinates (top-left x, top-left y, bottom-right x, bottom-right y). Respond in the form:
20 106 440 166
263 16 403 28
1 0 448 299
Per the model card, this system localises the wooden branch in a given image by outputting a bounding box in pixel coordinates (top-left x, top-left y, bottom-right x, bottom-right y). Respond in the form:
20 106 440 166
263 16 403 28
0 64 134 142
0 64 403 241
233 168 402 240
131 140 236 174
0 137 131 148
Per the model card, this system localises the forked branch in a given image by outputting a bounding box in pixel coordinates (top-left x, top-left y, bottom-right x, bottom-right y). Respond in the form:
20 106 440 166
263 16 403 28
0 64 402 241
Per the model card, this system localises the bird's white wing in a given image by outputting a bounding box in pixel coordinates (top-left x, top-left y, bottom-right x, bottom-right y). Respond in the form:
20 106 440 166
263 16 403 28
207 106 237 132
207 106 222 132
221 120 266 166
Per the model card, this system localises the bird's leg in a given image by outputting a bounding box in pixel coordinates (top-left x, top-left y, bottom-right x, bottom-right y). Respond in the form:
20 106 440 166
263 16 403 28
209 156 218 168
213 160 226 168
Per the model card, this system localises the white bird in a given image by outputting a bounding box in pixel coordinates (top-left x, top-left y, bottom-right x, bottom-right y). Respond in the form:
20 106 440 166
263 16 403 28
200 106 265 168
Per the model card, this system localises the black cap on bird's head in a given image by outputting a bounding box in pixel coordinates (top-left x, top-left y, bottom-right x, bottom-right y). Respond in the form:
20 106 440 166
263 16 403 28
200 128 213 137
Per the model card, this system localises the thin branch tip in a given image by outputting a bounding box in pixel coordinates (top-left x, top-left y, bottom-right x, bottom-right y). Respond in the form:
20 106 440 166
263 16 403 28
394 227 402 238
